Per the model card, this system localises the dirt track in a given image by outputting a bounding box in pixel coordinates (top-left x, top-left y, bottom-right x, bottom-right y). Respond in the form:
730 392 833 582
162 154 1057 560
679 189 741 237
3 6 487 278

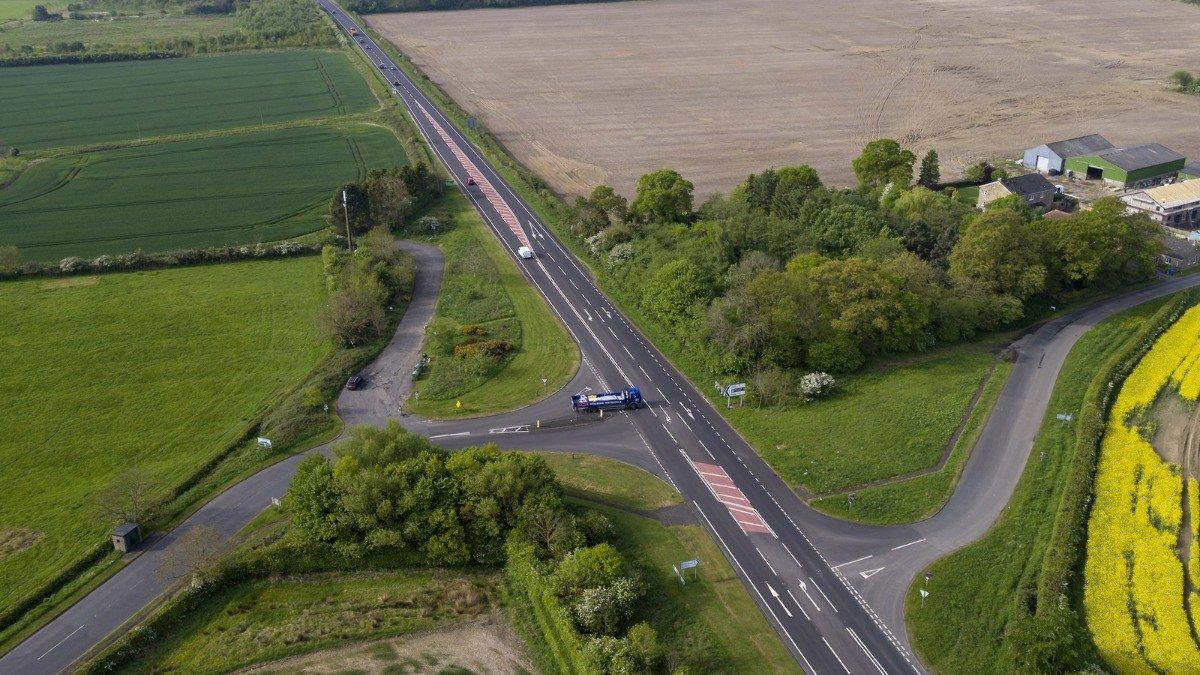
369 0 1200 198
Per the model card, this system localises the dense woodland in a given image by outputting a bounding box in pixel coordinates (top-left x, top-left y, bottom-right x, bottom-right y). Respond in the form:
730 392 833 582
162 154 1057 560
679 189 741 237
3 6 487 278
568 140 1161 404
0 0 338 65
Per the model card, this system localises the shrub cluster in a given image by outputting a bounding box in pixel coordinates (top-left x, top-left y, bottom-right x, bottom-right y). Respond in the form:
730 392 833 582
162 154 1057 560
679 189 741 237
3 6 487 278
1171 70 1200 96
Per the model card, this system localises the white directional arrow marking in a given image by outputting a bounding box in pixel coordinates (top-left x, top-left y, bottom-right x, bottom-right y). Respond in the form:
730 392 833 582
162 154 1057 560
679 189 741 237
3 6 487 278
767 584 793 618
859 566 886 580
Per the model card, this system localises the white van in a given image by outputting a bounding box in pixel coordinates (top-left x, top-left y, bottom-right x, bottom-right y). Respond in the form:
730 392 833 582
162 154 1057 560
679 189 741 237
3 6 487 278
517 246 534 260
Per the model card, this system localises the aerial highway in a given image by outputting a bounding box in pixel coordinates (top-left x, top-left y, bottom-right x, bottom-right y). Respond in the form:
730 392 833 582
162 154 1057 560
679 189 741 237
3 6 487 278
7 3 1200 673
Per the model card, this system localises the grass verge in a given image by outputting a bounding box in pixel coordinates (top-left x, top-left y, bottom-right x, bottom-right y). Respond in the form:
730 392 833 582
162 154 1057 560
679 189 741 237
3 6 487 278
904 296 1172 674
408 191 578 417
809 360 1014 524
536 452 681 512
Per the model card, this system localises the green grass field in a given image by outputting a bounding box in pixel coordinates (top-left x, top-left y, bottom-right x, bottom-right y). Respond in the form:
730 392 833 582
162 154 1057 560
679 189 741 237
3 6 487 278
409 193 578 417
905 298 1170 674
0 50 375 150
0 0 51 21
536 452 681 511
0 123 406 260
0 10 235 43
724 341 1004 494
108 569 501 673
809 361 1013 524
0 257 327 615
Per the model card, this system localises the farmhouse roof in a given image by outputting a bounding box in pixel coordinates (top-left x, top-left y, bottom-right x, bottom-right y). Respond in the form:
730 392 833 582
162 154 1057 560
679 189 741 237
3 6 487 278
1043 209 1072 220
1044 134 1113 157
1141 180 1200 209
1000 173 1055 196
1097 143 1184 171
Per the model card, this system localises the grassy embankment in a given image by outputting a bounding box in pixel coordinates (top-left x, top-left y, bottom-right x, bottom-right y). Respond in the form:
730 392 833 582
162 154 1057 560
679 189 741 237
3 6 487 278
0 7 233 45
536 451 682 511
407 191 578 418
358 18 1015 524
92 453 790 673
0 258 328 621
905 297 1171 673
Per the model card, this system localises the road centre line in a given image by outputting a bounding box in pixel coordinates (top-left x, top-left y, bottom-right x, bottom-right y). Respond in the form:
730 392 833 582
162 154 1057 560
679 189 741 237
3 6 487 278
786 589 811 620
823 638 851 675
757 548 778 576
891 538 927 551
638 365 650 379
37 624 86 661
811 577 838 612
662 424 678 444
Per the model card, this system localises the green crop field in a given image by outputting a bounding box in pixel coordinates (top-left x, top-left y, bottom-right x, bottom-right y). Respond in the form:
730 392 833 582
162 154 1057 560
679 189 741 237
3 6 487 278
0 12 236 46
0 123 406 260
0 50 376 150
0 257 327 615
0 0 48 21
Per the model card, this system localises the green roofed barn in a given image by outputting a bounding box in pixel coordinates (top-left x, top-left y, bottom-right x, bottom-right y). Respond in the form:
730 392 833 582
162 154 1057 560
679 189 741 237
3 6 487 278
1063 142 1185 189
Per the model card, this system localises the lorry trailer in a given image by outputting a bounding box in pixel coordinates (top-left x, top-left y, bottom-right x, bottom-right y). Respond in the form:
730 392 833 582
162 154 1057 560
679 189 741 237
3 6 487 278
572 387 642 413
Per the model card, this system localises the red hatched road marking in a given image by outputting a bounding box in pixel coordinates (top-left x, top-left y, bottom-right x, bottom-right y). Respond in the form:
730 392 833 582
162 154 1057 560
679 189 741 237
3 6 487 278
416 103 531 249
693 461 774 536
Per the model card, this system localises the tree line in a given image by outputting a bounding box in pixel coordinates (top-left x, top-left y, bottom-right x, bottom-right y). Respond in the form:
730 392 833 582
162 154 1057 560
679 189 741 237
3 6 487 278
569 139 1161 405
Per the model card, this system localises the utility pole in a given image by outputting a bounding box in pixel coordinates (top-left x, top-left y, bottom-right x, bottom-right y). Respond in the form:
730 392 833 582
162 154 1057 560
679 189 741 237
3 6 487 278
342 189 354 251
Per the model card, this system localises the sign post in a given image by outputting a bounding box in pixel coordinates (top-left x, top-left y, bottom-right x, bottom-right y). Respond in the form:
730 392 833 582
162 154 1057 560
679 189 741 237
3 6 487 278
722 383 747 408
677 558 700 585
256 437 273 450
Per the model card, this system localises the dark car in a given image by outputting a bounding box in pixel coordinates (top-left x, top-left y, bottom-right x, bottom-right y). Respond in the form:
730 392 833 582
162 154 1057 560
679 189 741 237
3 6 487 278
345 374 364 390
467 177 477 186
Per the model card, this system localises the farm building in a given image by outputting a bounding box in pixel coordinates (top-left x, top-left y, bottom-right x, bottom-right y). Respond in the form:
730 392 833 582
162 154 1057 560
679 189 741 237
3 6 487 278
1122 180 1200 230
1182 162 1200 181
977 173 1057 210
1022 134 1113 174
1063 143 1185 189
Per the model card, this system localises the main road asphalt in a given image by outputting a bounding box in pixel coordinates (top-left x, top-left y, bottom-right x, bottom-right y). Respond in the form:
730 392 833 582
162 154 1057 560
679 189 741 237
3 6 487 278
7 4 1200 672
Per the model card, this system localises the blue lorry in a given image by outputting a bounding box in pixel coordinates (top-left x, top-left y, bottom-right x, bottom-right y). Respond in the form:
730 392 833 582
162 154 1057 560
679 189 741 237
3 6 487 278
572 387 643 413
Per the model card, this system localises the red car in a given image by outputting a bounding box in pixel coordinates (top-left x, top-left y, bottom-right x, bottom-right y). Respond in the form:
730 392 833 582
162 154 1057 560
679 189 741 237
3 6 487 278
345 374 363 390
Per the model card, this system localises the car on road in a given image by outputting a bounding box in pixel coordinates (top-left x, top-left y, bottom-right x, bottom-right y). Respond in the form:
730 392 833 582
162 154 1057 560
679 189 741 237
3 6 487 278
345 374 364 390
518 246 534 260
394 80 401 86
467 177 477 186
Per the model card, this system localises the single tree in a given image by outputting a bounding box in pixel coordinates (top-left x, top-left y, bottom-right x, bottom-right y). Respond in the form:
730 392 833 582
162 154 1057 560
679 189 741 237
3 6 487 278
94 468 159 526
155 523 223 586
917 149 940 187
949 207 1047 300
852 139 916 188
629 169 694 223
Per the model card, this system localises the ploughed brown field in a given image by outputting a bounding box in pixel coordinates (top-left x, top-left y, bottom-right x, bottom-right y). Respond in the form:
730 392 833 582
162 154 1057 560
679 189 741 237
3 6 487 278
369 0 1200 198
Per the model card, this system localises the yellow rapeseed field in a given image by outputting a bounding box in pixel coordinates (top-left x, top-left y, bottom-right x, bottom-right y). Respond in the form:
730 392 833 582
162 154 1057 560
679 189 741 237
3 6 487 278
1085 304 1200 673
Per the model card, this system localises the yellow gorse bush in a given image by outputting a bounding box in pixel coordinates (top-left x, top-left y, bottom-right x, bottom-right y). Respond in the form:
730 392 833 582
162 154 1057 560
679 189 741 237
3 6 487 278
1085 304 1200 673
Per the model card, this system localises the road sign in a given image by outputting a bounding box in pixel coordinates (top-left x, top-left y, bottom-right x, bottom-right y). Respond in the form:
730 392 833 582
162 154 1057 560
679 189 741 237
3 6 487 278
726 383 747 397
455 400 462 409
919 589 930 601
256 437 273 450
1056 413 1074 422
680 559 700 570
